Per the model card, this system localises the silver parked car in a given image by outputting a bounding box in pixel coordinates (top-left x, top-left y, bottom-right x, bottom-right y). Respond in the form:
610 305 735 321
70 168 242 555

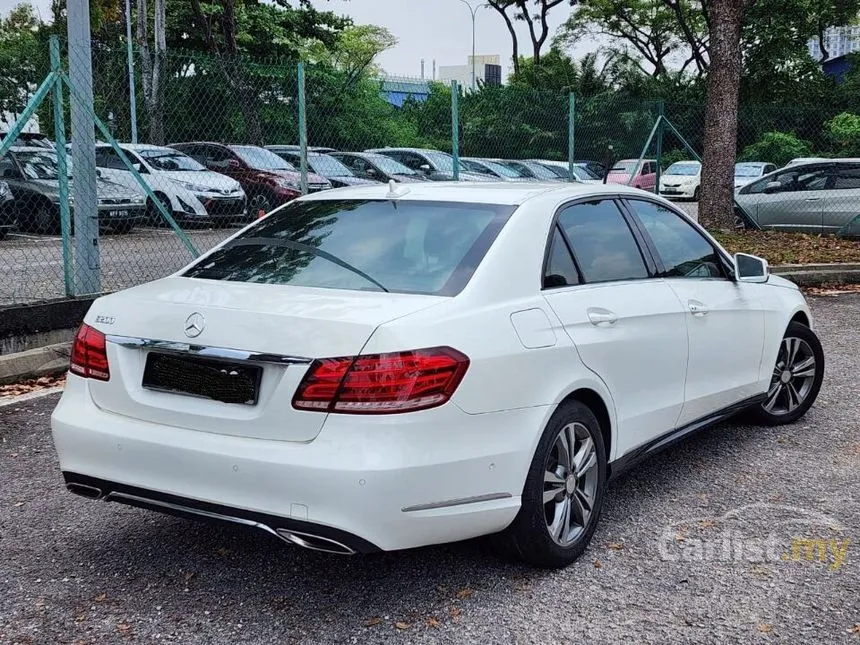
734 162 777 189
734 159 860 236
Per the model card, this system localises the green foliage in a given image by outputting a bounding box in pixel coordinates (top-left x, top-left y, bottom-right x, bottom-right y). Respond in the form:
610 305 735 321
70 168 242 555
660 148 691 169
0 4 48 115
824 112 860 156
739 132 813 166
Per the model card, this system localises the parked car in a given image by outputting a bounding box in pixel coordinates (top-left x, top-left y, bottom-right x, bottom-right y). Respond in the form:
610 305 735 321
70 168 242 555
606 159 658 192
659 160 702 200
461 157 527 181
96 144 247 227
735 159 860 236
0 131 55 150
53 183 823 569
734 162 778 189
785 157 828 168
329 152 430 183
0 146 146 234
366 148 494 182
576 160 606 179
266 147 379 188
496 159 565 182
170 142 330 214
0 180 14 239
531 160 602 184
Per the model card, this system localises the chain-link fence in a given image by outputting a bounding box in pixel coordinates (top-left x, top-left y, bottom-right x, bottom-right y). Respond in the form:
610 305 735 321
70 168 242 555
2 40 860 308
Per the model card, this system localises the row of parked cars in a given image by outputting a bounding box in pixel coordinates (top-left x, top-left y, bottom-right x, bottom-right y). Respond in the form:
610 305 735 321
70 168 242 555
2 136 857 237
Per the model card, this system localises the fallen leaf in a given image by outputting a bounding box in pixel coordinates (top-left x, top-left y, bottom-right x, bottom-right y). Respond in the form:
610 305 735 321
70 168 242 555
94 593 107 603
425 616 440 628
593 559 602 568
698 519 715 529
117 623 131 634
14 502 24 507
607 542 624 550
364 617 380 627
183 571 197 584
759 623 773 634
214 547 232 557
456 587 473 599
675 533 687 542
449 606 461 620
849 624 860 635
394 621 410 630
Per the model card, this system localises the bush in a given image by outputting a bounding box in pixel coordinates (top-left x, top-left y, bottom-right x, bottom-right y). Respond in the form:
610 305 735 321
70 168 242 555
738 131 813 167
824 112 860 157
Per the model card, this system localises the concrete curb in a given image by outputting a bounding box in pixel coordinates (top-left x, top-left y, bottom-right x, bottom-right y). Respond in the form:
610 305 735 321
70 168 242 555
0 342 71 386
771 263 860 287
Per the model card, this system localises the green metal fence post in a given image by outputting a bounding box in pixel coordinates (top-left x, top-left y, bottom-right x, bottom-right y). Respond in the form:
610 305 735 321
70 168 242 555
654 100 665 195
451 80 460 181
0 73 56 160
568 93 576 183
298 61 308 195
50 36 74 296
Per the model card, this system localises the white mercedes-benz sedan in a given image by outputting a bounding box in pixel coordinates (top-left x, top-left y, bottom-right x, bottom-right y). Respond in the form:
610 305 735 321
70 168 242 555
51 181 824 568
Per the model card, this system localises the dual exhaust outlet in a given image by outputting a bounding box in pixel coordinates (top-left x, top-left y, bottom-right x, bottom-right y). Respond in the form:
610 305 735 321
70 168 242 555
65 483 355 556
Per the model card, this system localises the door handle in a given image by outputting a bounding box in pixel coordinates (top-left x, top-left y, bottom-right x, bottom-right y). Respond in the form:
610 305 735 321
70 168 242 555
587 307 618 326
688 300 709 316
804 197 822 202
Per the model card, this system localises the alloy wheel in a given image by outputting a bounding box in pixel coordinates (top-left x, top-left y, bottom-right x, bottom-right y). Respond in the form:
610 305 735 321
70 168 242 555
763 337 817 416
543 422 599 547
249 194 272 213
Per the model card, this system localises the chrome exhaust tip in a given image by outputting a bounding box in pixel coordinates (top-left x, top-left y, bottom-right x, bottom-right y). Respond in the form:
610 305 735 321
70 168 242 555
66 482 104 500
275 529 355 555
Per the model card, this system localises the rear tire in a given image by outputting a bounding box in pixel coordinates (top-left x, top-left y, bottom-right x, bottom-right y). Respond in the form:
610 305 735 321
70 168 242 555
494 400 607 568
146 193 173 226
749 321 824 426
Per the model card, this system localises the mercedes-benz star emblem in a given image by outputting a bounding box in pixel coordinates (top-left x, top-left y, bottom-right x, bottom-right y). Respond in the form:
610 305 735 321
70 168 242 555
184 312 206 338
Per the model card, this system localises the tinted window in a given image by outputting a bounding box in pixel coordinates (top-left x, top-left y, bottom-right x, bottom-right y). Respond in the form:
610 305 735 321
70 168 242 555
139 149 205 171
184 200 515 296
557 200 648 283
231 146 292 171
627 200 724 279
747 165 830 194
544 227 580 288
833 165 860 190
95 148 126 170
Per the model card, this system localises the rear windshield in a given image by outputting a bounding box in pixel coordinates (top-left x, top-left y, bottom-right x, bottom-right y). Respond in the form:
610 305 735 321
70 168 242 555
183 199 515 296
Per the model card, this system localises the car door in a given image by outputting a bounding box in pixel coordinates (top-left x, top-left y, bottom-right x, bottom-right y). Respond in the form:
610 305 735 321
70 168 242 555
744 164 829 233
542 199 689 456
624 198 766 425
820 163 860 234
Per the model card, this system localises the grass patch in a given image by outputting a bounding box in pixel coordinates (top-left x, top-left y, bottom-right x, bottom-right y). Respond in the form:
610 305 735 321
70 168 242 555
709 230 860 265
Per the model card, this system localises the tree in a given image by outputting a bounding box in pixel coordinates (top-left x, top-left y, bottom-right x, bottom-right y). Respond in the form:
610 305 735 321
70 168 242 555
698 0 745 228
739 131 813 166
0 4 46 118
825 112 860 156
136 0 167 144
487 0 577 73
558 0 686 77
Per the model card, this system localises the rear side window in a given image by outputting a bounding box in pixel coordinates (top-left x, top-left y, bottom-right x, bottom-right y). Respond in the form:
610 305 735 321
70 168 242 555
557 200 649 283
184 200 515 296
544 227 581 288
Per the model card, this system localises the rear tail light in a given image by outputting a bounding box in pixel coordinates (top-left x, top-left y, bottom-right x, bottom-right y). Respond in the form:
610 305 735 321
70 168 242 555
70 323 110 381
293 347 469 414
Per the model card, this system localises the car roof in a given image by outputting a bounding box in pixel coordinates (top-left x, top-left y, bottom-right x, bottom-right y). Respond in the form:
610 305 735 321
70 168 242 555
95 142 173 152
735 161 768 167
667 160 701 164
365 147 446 154
295 180 651 207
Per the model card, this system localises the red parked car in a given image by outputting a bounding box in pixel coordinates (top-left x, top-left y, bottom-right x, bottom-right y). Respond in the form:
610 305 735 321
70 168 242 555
170 142 331 214
605 159 658 192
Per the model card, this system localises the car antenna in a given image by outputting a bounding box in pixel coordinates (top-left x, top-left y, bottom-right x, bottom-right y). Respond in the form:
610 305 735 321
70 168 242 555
386 179 409 199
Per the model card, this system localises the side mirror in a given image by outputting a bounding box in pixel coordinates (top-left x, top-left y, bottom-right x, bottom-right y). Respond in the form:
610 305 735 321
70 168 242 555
763 181 782 194
419 163 431 173
734 253 769 283
365 167 376 176
227 159 241 169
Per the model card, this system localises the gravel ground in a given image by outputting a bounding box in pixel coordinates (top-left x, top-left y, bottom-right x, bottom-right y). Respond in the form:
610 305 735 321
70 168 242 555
1 295 857 645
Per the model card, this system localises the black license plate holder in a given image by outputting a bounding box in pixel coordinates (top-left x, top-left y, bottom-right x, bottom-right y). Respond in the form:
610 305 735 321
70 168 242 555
142 352 262 405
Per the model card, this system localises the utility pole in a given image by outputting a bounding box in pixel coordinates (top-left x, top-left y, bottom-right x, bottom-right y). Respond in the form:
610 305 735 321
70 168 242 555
125 0 138 142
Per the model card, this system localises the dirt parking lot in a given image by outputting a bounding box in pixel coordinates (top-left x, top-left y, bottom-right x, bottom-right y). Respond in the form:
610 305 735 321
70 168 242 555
1 295 858 645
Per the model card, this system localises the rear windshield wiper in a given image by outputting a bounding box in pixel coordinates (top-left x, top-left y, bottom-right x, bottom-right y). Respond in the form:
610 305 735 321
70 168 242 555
226 237 390 293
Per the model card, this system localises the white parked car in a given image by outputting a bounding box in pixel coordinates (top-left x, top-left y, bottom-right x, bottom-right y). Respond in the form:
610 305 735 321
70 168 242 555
659 160 701 200
532 159 602 184
734 162 778 189
51 182 824 568
784 157 828 168
95 144 247 227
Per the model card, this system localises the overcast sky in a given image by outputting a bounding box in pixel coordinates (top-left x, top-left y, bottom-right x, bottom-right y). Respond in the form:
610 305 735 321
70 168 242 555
0 0 593 78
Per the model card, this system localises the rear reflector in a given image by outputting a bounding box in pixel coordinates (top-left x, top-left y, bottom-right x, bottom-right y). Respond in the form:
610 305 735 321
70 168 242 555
70 323 110 381
293 347 469 414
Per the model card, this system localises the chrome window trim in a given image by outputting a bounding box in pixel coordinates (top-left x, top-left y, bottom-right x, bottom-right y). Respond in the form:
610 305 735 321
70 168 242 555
105 335 312 366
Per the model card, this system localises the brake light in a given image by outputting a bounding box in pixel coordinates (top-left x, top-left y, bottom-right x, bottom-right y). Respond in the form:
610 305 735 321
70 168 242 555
70 323 110 381
293 347 469 414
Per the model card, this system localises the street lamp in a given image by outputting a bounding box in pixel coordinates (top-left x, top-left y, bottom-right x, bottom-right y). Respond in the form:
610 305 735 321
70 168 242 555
458 0 486 92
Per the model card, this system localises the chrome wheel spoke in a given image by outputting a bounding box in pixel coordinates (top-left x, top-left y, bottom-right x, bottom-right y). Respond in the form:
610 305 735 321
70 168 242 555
763 382 783 412
572 436 595 476
544 470 564 485
555 428 573 470
786 382 802 411
791 356 816 379
570 492 588 528
784 337 800 367
549 498 571 541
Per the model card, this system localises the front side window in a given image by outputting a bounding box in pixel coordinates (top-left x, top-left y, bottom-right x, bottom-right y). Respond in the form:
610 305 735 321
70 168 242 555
747 165 831 194
557 200 649 283
231 146 292 171
95 148 126 170
184 199 515 296
140 149 206 172
627 200 724 279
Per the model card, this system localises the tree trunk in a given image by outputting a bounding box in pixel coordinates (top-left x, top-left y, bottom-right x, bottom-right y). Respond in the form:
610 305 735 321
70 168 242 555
136 0 152 139
149 0 166 144
488 1 520 75
700 0 743 229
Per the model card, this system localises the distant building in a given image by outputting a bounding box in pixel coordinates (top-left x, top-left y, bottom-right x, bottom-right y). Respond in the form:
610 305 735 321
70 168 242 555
380 77 431 108
808 25 860 61
439 55 502 89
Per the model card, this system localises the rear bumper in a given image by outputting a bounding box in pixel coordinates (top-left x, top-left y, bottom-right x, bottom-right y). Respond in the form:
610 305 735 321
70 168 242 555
51 375 543 552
